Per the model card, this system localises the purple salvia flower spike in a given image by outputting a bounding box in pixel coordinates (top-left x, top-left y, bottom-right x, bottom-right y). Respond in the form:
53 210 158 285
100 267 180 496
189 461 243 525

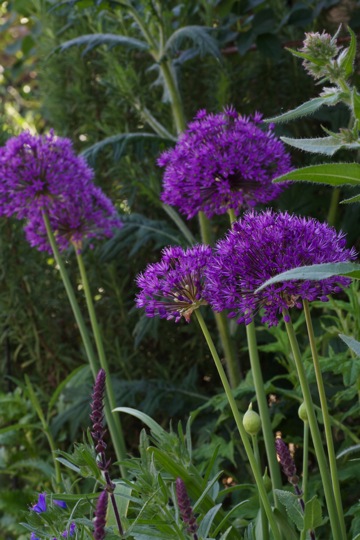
275 438 298 484
159 108 291 219
176 478 198 539
90 369 108 458
94 490 108 540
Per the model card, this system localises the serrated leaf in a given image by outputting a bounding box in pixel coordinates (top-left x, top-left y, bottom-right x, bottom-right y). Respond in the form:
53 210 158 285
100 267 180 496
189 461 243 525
343 26 357 78
304 496 322 530
275 489 304 531
164 26 221 60
272 162 360 186
340 192 360 204
255 262 360 292
56 33 149 56
338 334 360 356
280 135 360 155
265 94 341 123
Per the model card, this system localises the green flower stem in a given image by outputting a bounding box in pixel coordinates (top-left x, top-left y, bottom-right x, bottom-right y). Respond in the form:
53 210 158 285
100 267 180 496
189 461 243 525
327 188 340 227
76 253 127 474
159 59 186 135
195 310 281 540
302 420 309 505
42 212 127 475
227 208 237 224
25 375 62 490
198 210 241 387
252 433 269 540
303 300 346 539
246 322 282 496
283 309 342 540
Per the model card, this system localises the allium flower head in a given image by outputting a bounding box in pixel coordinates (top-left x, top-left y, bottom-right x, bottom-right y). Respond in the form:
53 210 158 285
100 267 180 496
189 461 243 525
158 108 291 219
24 184 122 253
136 244 212 322
0 131 93 219
205 210 356 326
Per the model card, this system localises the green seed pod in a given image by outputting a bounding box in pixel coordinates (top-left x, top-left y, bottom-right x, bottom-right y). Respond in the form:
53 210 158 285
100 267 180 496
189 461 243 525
298 402 308 422
243 405 261 435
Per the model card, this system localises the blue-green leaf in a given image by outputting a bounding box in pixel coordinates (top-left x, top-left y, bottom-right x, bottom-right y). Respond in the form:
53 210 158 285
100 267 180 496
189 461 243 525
272 163 360 186
338 334 360 356
280 135 360 155
265 94 341 124
113 407 166 439
340 192 360 204
275 489 303 531
56 33 149 56
255 262 360 293
164 26 221 61
197 503 222 538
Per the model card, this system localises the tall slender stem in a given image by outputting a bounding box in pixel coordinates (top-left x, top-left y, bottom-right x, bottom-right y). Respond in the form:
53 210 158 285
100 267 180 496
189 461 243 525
283 310 342 540
195 310 281 540
252 434 269 540
327 188 340 227
42 211 127 474
303 300 346 538
302 420 309 505
159 59 186 135
246 322 282 495
76 253 127 475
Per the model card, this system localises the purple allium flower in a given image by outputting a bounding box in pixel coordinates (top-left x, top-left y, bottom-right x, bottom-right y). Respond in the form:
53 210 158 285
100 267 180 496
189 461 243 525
94 490 108 540
205 210 357 327
24 184 122 253
176 478 198 538
158 108 291 219
0 131 93 220
136 244 212 322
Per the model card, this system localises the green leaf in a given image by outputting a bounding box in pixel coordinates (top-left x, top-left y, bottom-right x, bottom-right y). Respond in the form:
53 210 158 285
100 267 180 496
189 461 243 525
164 26 221 61
275 489 304 531
265 94 341 124
56 457 81 473
113 407 166 439
255 262 360 292
273 508 298 540
338 334 360 356
280 135 360 155
342 26 357 78
197 503 222 538
340 192 360 204
272 163 360 186
337 443 360 459
107 483 131 529
56 33 149 56
304 496 323 530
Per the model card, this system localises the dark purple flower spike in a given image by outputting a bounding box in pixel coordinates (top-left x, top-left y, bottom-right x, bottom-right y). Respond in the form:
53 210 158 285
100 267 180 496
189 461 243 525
176 478 198 539
94 490 108 540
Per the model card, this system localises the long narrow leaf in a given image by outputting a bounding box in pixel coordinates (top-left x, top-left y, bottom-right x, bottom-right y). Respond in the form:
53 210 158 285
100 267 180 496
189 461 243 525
272 163 360 186
338 334 360 356
265 94 341 124
56 34 149 56
255 262 360 293
165 26 221 60
280 135 360 156
113 407 166 439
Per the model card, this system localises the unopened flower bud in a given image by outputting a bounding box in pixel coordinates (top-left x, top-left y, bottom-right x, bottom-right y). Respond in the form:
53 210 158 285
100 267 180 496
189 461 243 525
262 468 272 493
243 404 261 435
298 402 308 422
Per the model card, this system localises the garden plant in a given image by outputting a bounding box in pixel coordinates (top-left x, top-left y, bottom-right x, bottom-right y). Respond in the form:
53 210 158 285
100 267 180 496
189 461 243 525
0 1 360 540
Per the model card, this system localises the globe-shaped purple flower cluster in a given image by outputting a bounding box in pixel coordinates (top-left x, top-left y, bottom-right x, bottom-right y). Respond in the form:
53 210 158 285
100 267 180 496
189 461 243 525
0 131 121 252
204 210 357 326
158 108 292 219
136 244 212 322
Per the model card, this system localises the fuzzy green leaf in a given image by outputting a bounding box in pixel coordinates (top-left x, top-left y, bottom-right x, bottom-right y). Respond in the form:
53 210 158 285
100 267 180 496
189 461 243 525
265 94 341 123
56 33 149 56
304 496 323 530
256 262 360 293
273 508 298 540
197 503 222 538
275 489 304 531
272 163 360 186
280 135 360 155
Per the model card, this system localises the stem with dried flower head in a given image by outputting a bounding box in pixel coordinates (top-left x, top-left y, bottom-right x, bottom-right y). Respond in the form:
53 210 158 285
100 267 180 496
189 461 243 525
195 310 281 540
283 309 342 540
